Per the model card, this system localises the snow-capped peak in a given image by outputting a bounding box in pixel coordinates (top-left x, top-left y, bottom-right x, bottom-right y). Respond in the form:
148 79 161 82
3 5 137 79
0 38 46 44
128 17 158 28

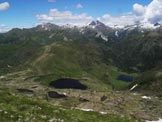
139 23 160 29
62 24 76 28
88 20 107 29
123 22 162 30
41 23 53 31
110 25 125 29
39 23 59 31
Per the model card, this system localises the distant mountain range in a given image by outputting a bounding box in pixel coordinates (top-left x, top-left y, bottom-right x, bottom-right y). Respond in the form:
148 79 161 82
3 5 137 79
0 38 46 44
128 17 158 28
0 20 162 94
35 20 162 41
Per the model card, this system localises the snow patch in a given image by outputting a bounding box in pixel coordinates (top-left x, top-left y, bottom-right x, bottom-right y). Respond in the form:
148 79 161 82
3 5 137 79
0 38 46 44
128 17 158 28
79 108 94 112
75 107 107 115
99 111 107 115
110 25 124 29
79 28 85 34
62 24 75 28
146 118 162 122
141 23 159 29
115 31 119 37
101 35 108 41
49 34 54 39
63 92 67 95
7 64 12 68
141 30 144 33
49 118 64 122
96 32 108 41
96 32 102 37
142 96 151 99
41 24 49 31
0 76 5 79
63 36 68 41
130 84 138 91
90 25 95 29
132 92 138 95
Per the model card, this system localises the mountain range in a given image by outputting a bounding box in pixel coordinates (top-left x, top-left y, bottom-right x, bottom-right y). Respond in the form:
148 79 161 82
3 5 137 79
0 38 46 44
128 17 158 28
1 20 162 91
0 20 162 121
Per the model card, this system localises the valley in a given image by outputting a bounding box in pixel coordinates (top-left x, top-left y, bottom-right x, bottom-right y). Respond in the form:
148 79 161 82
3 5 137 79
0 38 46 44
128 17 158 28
0 21 162 122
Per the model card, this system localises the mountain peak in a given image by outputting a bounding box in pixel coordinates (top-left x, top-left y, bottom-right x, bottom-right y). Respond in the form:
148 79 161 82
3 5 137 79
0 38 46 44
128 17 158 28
89 21 97 26
88 20 109 31
35 23 59 31
154 22 161 27
89 20 105 27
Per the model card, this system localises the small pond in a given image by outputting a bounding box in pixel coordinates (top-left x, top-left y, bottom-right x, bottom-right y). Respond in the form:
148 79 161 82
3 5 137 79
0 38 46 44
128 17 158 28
17 89 34 94
117 75 134 82
49 78 87 90
48 91 67 98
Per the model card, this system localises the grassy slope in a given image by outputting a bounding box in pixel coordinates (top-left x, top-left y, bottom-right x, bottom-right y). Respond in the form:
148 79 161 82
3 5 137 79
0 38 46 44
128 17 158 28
0 27 138 91
1 26 162 121
29 41 133 91
0 88 136 122
109 66 137 90
0 40 42 74
0 35 135 92
130 67 162 95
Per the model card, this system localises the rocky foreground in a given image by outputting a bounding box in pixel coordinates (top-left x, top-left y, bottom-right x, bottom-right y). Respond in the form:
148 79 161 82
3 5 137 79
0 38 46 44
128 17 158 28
0 70 162 122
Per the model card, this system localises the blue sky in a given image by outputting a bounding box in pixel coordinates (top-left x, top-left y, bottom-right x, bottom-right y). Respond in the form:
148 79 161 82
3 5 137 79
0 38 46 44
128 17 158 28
1 0 162 31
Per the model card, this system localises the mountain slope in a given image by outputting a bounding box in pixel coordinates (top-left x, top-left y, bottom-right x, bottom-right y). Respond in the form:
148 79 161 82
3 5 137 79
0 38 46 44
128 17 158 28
1 22 162 121
1 22 162 93
0 88 136 122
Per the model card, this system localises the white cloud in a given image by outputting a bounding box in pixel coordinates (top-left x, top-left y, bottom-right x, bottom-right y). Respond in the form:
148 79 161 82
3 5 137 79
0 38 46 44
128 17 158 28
0 24 10 33
36 0 162 26
76 4 83 9
143 0 162 24
36 9 93 26
133 3 146 16
99 0 162 26
98 14 136 26
48 0 56 3
0 2 10 11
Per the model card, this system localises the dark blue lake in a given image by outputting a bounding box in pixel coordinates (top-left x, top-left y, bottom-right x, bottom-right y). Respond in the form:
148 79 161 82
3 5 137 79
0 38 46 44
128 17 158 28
49 78 87 90
117 75 134 82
